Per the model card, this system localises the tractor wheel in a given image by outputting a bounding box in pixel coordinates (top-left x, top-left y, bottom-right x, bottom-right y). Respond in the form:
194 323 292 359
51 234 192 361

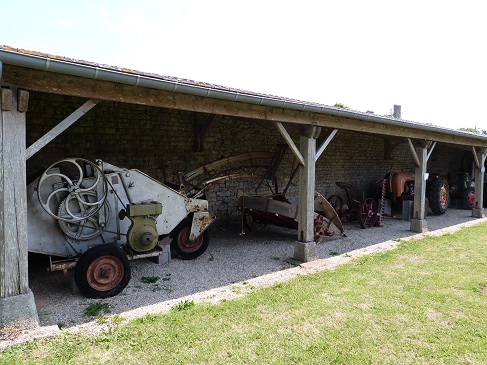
170 219 210 260
358 198 377 228
327 195 344 218
462 187 475 210
74 244 131 299
428 177 449 214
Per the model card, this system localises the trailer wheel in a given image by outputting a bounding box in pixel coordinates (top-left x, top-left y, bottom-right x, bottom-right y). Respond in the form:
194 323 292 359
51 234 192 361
428 177 449 214
462 187 475 210
171 221 210 260
74 244 131 299
358 198 377 228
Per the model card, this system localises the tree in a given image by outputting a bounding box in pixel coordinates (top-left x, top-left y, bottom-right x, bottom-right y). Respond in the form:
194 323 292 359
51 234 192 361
458 127 482 134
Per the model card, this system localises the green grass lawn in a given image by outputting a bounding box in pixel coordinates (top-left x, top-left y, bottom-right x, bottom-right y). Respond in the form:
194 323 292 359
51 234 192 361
2 223 487 364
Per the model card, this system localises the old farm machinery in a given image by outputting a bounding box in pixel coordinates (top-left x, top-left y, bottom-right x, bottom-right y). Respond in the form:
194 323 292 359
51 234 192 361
239 192 346 243
27 158 215 298
327 182 378 228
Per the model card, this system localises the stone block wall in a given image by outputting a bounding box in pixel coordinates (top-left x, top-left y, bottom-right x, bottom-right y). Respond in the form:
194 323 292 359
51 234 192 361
25 92 464 225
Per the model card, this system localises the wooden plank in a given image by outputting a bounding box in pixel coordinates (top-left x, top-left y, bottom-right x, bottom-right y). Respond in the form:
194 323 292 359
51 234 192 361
25 99 99 160
410 146 428 232
0 88 29 297
3 65 487 148
315 129 337 162
1 88 12 111
472 149 486 217
297 136 316 242
17 90 29 112
274 122 304 166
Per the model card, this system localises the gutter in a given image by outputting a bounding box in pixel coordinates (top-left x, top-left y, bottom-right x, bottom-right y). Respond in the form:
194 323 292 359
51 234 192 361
0 47 486 143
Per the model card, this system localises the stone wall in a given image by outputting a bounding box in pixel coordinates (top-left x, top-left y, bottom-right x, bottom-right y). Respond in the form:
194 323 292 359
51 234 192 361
25 92 464 225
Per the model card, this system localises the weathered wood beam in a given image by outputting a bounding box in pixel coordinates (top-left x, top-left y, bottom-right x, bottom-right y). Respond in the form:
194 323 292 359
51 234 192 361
410 146 428 233
0 88 29 297
26 99 99 160
472 148 486 218
274 122 305 166
3 65 487 148
294 136 317 262
315 129 338 162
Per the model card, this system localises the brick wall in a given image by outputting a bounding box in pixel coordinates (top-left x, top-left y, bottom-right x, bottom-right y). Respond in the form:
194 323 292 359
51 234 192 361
26 92 465 225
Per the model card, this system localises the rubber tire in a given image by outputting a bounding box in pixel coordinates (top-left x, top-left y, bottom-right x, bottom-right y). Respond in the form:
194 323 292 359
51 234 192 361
74 244 131 299
170 219 210 260
427 177 449 215
462 187 475 210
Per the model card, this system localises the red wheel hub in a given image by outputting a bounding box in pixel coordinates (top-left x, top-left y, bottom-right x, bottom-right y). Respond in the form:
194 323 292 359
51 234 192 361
86 255 124 291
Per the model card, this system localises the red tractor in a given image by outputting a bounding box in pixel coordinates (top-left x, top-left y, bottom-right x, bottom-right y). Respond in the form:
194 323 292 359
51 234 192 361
383 171 449 215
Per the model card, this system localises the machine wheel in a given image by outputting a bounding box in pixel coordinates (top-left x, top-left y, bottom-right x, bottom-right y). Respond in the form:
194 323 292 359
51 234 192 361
37 158 108 222
74 244 131 299
243 211 266 231
358 198 377 228
428 177 449 214
170 220 210 260
327 195 344 218
462 187 475 210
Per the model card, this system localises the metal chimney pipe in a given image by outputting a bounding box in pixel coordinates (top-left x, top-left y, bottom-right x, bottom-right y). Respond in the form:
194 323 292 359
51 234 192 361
393 105 401 119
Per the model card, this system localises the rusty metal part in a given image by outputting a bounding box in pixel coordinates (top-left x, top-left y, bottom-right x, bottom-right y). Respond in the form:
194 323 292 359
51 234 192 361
327 194 344 219
239 192 345 240
387 172 415 199
183 152 274 183
189 211 215 241
358 198 377 228
85 254 124 291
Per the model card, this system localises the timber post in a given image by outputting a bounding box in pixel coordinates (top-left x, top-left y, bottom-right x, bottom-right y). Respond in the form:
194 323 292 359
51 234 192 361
294 135 318 262
472 148 486 218
410 143 428 233
0 87 38 329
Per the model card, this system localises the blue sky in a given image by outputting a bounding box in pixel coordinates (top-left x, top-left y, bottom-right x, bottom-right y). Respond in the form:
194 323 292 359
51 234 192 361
2 0 486 130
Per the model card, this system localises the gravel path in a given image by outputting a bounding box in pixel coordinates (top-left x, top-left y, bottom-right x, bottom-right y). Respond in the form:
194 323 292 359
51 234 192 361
2 209 486 349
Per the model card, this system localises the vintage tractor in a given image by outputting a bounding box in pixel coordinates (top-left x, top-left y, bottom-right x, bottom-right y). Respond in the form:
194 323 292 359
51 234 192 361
383 171 449 214
27 158 215 298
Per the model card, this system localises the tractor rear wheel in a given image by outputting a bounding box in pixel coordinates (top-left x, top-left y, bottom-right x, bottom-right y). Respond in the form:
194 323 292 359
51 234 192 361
428 177 449 214
74 244 131 299
462 187 475 210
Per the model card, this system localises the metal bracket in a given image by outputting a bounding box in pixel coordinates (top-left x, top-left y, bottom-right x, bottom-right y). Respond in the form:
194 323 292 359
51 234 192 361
274 122 305 166
26 99 99 160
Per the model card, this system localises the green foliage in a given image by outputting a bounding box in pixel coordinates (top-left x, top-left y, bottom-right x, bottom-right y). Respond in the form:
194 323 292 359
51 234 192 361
171 300 195 311
333 102 350 109
458 127 481 134
141 276 160 284
83 302 111 317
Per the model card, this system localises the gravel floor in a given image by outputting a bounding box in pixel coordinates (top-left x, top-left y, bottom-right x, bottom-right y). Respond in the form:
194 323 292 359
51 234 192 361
2 208 486 348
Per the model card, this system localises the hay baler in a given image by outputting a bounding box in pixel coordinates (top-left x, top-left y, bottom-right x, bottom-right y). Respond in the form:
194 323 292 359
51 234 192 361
27 158 215 298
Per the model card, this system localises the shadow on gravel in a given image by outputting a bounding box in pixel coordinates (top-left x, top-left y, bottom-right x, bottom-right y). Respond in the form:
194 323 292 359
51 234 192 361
28 208 479 330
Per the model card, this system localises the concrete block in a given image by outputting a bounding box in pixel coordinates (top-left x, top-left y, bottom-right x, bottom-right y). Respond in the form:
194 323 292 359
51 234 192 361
410 219 428 233
402 200 414 221
293 241 317 263
0 290 39 329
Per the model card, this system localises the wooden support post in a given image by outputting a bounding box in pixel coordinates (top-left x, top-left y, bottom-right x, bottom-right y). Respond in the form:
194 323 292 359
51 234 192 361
410 145 428 233
472 148 486 218
293 135 317 262
0 88 38 329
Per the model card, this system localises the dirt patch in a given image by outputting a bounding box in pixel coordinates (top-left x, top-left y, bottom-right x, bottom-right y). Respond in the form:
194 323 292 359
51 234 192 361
481 286 487 295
